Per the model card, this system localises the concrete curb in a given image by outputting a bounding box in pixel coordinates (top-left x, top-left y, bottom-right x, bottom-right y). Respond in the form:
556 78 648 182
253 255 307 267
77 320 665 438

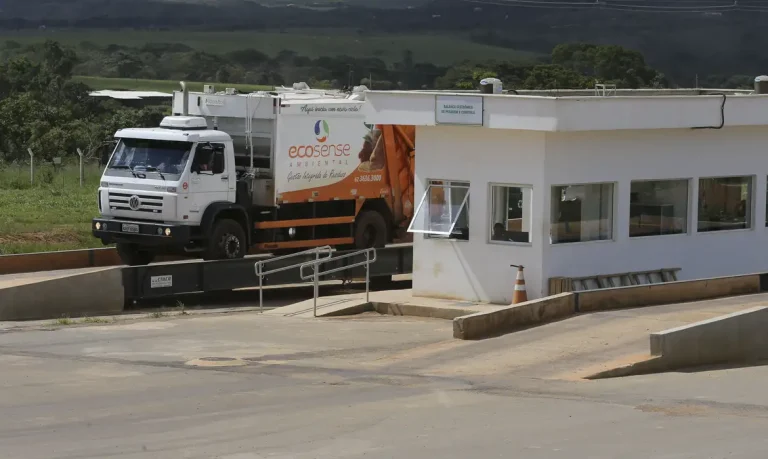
576 275 760 313
317 301 481 319
452 293 574 340
0 268 124 320
451 273 762 341
587 306 768 379
651 305 768 367
0 248 121 275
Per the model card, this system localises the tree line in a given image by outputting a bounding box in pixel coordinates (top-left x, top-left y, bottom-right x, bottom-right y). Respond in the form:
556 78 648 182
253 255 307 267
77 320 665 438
0 39 747 165
2 40 670 92
4 0 768 85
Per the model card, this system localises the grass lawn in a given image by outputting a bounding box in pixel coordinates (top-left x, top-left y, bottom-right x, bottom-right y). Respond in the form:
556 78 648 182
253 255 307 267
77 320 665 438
74 76 272 93
2 29 541 66
0 163 102 255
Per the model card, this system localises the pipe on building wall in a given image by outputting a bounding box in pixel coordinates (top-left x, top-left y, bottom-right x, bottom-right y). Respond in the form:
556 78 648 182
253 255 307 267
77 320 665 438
692 93 725 130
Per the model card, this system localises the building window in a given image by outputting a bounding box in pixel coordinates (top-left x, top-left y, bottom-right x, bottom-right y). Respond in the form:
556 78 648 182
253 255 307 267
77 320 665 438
629 179 689 237
408 180 470 240
550 183 614 244
698 176 752 232
489 184 532 244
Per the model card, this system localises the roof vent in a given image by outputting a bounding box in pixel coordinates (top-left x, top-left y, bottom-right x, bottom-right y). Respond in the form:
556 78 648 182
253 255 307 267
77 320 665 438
292 82 311 90
225 87 237 95
203 84 215 94
480 78 502 94
755 75 768 94
160 116 208 130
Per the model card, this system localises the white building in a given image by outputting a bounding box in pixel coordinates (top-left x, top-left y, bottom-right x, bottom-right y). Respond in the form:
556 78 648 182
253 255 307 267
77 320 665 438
365 87 768 304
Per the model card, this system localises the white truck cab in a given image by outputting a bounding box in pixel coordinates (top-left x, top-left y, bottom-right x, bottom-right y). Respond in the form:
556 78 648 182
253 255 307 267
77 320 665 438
93 81 373 266
93 115 248 265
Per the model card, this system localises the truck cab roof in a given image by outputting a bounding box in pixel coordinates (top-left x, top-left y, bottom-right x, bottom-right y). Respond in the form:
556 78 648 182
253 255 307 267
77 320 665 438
115 116 233 143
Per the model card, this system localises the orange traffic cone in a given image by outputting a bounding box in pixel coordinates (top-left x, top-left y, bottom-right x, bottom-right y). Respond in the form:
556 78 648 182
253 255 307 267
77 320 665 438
511 264 528 304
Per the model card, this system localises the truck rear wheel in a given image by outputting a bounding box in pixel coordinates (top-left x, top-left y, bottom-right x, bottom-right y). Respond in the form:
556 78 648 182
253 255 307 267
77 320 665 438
354 210 388 249
116 243 156 266
204 219 246 260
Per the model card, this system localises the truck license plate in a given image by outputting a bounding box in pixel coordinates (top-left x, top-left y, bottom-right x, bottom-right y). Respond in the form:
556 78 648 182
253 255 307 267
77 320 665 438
122 223 140 233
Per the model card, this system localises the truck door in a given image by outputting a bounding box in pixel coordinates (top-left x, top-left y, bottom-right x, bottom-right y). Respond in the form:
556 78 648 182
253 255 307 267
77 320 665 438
189 143 231 219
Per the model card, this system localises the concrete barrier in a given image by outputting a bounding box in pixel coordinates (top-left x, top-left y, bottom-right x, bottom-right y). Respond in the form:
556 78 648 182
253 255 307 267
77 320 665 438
451 273 760 341
0 248 122 275
587 306 768 379
453 293 575 340
650 305 768 368
0 268 124 320
576 274 760 313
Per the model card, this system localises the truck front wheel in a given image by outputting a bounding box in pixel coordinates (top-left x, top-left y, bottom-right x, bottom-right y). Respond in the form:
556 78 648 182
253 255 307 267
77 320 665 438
116 243 156 266
204 219 246 260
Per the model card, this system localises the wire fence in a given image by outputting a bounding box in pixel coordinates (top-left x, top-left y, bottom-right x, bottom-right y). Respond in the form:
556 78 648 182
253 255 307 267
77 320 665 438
0 156 105 191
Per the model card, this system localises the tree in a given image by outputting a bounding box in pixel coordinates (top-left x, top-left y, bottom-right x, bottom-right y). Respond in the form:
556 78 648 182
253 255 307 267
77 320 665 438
551 43 664 89
522 65 590 90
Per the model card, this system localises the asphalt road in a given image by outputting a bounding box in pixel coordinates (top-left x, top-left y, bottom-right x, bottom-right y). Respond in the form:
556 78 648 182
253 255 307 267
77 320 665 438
1 307 768 458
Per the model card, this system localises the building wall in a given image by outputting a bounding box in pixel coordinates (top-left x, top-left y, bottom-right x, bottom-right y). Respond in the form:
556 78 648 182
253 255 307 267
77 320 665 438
412 125 768 303
542 127 768 283
412 126 547 303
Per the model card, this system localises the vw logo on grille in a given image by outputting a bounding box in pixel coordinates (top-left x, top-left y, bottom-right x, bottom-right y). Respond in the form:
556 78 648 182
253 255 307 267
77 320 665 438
128 195 141 211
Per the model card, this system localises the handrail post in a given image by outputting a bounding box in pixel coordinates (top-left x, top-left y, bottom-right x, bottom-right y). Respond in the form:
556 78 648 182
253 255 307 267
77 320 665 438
258 264 263 313
253 245 333 314
365 249 370 303
313 250 320 318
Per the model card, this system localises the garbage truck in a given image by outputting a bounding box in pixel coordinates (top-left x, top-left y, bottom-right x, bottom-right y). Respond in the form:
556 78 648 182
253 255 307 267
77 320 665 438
92 82 416 265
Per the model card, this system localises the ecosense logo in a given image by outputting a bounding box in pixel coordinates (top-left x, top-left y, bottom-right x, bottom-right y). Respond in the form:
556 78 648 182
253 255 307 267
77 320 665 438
288 120 352 159
315 120 329 142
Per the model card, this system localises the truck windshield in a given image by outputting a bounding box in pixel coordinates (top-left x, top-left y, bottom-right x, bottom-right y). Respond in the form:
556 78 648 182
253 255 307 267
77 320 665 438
106 138 193 179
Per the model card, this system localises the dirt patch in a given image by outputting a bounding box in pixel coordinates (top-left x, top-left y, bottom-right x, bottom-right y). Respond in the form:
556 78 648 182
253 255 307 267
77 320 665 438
636 403 711 417
0 230 83 245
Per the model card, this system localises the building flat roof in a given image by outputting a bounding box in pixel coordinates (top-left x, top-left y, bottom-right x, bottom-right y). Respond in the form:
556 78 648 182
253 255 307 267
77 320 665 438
364 88 768 132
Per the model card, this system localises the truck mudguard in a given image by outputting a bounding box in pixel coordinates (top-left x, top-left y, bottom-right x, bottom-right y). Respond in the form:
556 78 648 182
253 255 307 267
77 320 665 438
201 202 252 245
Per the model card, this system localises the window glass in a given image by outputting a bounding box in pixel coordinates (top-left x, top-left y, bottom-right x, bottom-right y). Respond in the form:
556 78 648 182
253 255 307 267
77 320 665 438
192 143 225 174
408 180 470 240
698 176 752 232
106 138 192 178
630 179 689 237
489 184 532 243
551 183 614 244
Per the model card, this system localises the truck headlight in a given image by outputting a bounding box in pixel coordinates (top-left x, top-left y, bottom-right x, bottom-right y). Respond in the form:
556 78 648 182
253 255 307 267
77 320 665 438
164 228 172 236
288 227 296 237
95 222 101 230
100 181 108 187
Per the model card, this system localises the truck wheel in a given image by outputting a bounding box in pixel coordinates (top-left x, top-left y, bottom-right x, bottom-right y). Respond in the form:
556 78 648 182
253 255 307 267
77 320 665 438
204 219 246 260
116 243 155 266
354 211 388 249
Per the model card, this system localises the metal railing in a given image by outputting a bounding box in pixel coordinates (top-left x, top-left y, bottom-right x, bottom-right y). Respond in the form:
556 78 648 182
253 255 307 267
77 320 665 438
254 246 333 312
300 248 377 317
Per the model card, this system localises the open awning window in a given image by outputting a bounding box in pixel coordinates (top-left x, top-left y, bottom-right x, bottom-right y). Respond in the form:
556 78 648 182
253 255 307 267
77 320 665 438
407 180 470 238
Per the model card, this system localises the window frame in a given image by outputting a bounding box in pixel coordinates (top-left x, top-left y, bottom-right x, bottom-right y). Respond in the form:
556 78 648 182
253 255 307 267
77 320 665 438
487 182 533 246
696 174 755 234
408 179 471 241
549 181 617 246
192 142 226 175
628 177 692 239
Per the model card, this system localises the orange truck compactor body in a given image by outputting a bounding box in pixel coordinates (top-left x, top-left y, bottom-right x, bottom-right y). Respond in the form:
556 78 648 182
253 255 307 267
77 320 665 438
260 112 416 249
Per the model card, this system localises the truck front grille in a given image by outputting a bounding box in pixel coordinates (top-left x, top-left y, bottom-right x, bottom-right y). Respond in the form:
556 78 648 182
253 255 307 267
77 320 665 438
108 192 163 214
